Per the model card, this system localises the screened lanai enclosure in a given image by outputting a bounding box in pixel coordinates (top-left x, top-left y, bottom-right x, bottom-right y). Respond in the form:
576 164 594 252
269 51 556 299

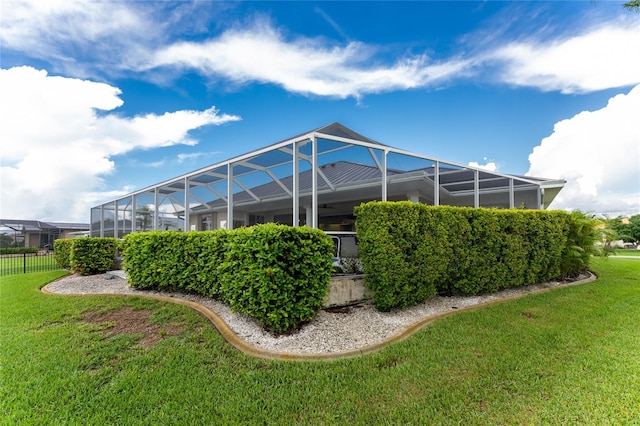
90 123 565 237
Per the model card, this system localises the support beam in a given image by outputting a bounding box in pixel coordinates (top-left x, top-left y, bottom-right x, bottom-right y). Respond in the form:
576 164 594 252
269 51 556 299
538 188 544 210
293 141 300 226
227 164 234 229
305 206 312 226
311 136 318 228
265 169 293 197
434 161 440 206
509 178 514 209
184 177 190 231
474 169 479 208
154 187 159 231
234 179 261 203
382 150 388 201
316 168 336 191
203 184 227 203
100 205 104 237
131 196 137 233
114 202 119 239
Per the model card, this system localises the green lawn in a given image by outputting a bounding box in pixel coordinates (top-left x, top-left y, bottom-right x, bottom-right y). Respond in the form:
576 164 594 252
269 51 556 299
1 258 639 424
612 249 640 256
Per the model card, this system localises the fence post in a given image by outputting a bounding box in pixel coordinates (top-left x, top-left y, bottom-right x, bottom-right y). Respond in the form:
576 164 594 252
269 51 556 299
23 252 27 274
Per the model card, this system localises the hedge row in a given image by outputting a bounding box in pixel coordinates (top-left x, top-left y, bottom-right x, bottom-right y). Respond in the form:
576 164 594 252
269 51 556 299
53 238 119 275
0 247 38 255
123 224 334 334
53 239 74 268
354 202 597 311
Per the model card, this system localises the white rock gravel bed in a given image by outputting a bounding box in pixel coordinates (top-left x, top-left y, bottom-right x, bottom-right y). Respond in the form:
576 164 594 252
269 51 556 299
45 272 585 355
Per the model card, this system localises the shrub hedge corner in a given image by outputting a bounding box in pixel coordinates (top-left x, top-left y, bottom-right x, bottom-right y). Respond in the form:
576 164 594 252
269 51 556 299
53 239 74 269
53 238 118 275
355 202 598 311
123 224 334 334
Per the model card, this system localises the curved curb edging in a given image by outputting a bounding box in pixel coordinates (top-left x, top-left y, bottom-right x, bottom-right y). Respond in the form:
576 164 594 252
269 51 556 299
41 271 597 361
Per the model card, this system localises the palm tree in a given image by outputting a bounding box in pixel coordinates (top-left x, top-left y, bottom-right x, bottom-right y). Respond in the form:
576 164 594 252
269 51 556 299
136 206 154 231
624 0 640 12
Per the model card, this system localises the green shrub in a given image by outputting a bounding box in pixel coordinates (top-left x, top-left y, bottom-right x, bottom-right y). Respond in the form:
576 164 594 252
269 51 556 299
561 211 600 278
0 247 38 255
123 225 333 334
162 230 232 297
53 239 74 269
70 238 118 275
218 225 333 333
355 202 582 310
123 231 230 294
123 231 186 290
355 201 450 311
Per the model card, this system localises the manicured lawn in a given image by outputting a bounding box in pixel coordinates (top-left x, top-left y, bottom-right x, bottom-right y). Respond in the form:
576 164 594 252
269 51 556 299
612 249 640 256
1 258 639 424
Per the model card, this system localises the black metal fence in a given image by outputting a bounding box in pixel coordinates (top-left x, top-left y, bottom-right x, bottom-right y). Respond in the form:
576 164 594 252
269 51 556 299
0 251 63 276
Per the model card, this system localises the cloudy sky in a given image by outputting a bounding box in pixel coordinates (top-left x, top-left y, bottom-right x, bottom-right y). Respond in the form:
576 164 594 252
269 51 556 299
1 0 639 223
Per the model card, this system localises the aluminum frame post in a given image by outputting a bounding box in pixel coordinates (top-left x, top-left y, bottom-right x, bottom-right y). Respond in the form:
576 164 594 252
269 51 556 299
509 178 514 209
131 195 137 233
100 205 104 237
382 149 388 201
434 161 440 206
293 141 300 226
154 187 159 231
114 201 119 238
474 169 480 208
227 164 234 229
184 177 190 231
311 136 318 228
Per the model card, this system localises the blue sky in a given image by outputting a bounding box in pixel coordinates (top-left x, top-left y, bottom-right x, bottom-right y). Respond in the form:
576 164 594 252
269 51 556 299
1 0 639 223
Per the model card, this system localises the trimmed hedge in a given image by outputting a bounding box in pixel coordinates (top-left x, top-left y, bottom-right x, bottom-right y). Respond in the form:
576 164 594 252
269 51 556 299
70 238 119 275
53 239 74 269
53 238 118 275
355 202 595 311
0 247 38 255
122 230 230 296
123 224 334 334
350 202 452 311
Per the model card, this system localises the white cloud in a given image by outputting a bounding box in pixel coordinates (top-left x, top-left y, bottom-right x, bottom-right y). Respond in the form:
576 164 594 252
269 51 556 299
144 22 472 99
527 84 640 216
1 1 473 97
4 1 638 98
0 66 240 222
468 160 497 172
0 0 159 77
489 19 640 93
177 152 221 163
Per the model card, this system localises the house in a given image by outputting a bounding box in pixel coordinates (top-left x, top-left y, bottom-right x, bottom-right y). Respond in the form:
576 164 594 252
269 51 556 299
0 219 89 248
89 123 565 237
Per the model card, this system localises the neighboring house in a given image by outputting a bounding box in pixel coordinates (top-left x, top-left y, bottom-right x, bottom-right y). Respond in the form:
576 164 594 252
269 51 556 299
0 219 89 248
90 122 566 237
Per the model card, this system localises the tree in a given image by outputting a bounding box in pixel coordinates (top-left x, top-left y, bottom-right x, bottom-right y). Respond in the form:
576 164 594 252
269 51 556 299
611 215 640 244
0 233 13 248
136 205 154 231
624 0 640 12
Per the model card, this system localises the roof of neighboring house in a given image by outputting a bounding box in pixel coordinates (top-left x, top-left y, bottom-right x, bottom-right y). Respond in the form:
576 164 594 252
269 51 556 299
0 219 89 232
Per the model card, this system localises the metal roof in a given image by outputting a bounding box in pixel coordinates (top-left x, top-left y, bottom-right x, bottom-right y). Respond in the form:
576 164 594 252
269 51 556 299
0 219 89 232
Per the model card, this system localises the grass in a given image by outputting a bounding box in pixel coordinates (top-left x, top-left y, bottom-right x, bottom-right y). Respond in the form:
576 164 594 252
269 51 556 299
1 258 639 424
611 249 640 256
